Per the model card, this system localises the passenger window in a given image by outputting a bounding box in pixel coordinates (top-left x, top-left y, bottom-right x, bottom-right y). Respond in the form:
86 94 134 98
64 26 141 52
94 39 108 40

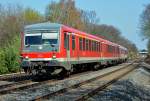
64 33 67 49
83 38 85 51
72 35 75 50
86 39 89 51
96 42 98 52
89 40 91 51
94 41 96 51
67 34 70 50
79 37 83 50
98 42 100 52
92 41 94 51
64 32 69 50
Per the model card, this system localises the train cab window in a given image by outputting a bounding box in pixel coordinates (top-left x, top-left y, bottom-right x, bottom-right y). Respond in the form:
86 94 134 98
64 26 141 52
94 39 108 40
83 38 85 51
79 37 83 50
72 35 75 50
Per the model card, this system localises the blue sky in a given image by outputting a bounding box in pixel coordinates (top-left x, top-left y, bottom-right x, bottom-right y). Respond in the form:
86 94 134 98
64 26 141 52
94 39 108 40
0 0 149 50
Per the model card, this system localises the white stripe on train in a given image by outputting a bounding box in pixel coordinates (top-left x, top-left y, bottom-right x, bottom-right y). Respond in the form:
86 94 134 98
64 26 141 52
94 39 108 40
25 56 127 62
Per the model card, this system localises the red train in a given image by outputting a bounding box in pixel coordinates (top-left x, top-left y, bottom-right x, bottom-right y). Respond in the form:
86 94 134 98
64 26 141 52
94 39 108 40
20 22 127 76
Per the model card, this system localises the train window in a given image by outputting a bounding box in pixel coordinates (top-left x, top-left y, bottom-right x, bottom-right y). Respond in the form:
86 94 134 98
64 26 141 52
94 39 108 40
113 47 115 53
107 45 112 53
91 41 93 51
86 39 89 51
64 33 67 49
96 42 97 52
97 43 98 51
97 42 99 52
110 45 113 53
95 42 96 52
98 42 100 52
94 41 96 51
89 40 91 51
93 41 95 51
64 33 70 50
112 46 114 53
72 35 75 50
83 38 85 51
95 41 97 52
66 34 70 50
79 37 83 50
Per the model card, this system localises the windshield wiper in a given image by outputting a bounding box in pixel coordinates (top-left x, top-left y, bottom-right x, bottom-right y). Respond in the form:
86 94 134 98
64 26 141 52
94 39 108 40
26 44 30 47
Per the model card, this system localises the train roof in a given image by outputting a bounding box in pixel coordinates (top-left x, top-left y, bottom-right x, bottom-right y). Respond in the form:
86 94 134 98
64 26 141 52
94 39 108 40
24 22 127 50
25 22 62 30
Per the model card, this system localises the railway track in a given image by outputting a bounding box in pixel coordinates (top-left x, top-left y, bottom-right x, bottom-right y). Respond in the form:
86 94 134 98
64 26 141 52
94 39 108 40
0 79 56 95
0 61 139 101
29 61 140 101
0 70 93 95
0 80 32 90
0 73 32 81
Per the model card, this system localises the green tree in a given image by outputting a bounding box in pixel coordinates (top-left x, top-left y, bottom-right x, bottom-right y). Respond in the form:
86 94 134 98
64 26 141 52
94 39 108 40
23 8 43 25
45 0 86 30
140 4 150 52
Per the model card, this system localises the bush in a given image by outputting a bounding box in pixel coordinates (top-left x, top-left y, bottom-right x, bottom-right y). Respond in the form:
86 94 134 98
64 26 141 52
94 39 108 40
0 50 9 74
0 36 20 74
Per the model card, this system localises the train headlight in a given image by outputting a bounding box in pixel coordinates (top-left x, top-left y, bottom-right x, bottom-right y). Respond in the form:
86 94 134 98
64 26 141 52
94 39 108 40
52 55 56 59
25 56 29 59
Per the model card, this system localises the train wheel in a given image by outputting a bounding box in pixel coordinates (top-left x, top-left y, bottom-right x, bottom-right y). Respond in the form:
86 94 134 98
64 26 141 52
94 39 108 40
57 68 68 79
31 69 38 76
65 70 71 77
70 65 74 73
93 64 100 71
24 68 28 73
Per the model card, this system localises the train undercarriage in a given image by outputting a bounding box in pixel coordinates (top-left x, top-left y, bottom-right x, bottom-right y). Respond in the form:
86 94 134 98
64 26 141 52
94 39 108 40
21 58 127 78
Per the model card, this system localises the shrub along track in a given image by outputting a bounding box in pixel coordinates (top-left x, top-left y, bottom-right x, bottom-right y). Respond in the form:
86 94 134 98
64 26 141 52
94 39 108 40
30 60 140 101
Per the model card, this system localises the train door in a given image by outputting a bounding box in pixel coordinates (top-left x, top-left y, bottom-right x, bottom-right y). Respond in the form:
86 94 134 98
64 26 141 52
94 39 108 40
66 33 70 60
64 32 71 69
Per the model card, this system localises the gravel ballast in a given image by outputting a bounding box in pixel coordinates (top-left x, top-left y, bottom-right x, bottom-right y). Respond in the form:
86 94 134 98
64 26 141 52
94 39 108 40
91 62 150 101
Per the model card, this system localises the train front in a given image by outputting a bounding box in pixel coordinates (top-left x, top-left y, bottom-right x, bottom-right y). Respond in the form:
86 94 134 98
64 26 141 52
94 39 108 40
20 23 62 75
